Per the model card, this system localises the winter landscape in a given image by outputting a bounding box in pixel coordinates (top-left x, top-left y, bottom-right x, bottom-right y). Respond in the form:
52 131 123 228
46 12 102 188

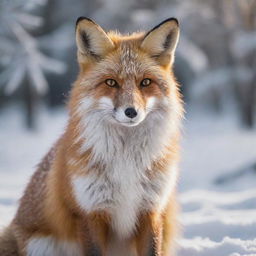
1 0 256 255
1 105 256 256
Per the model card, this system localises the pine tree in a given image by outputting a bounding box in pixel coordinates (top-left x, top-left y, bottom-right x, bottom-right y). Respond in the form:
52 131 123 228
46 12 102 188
0 0 66 128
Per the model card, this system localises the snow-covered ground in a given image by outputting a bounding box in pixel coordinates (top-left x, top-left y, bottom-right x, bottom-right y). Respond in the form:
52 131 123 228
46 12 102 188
0 104 256 256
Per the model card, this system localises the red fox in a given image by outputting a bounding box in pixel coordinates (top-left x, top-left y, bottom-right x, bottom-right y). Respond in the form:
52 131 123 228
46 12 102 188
0 17 183 256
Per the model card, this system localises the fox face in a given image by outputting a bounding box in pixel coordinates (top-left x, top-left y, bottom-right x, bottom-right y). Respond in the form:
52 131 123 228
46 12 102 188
88 76 160 127
71 17 181 129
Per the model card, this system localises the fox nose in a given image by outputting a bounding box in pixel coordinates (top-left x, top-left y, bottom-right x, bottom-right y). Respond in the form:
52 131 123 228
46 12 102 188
124 107 137 119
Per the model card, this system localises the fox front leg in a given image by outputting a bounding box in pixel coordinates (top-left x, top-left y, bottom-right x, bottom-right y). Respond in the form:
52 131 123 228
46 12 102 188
135 213 163 256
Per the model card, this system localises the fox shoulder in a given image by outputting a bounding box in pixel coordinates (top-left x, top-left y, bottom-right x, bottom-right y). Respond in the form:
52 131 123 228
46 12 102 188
14 140 59 227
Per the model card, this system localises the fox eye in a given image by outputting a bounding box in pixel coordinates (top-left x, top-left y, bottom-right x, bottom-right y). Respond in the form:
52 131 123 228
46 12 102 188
140 78 151 87
105 79 118 88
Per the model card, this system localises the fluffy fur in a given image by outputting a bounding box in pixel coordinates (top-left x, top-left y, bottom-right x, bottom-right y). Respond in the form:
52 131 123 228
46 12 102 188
0 17 183 256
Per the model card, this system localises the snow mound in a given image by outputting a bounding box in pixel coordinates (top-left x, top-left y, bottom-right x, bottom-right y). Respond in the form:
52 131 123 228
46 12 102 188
178 189 256 256
179 237 256 256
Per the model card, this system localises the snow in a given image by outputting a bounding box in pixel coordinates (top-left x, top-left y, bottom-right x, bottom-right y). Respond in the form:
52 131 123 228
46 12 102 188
0 104 256 256
180 237 256 256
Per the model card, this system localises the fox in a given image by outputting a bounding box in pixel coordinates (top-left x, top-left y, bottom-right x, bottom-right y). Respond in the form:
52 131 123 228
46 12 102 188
0 17 183 256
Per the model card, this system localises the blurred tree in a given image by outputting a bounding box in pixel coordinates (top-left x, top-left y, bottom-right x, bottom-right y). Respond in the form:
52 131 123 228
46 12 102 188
184 0 256 127
0 0 66 128
235 0 256 127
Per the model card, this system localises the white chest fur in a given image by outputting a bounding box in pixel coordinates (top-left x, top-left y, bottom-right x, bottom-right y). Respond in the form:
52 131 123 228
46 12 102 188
72 161 177 238
72 138 177 238
71 97 178 238
27 236 83 256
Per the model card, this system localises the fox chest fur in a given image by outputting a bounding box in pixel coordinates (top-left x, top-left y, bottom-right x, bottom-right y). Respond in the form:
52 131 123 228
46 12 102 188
71 115 177 238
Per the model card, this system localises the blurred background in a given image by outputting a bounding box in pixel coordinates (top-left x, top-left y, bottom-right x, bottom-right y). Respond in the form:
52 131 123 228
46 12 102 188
0 0 256 255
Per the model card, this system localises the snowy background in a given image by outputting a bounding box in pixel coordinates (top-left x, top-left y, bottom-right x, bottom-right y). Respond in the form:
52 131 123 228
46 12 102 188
0 0 256 255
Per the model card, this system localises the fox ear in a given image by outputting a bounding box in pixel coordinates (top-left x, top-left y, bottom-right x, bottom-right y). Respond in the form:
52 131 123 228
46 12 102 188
76 17 114 62
141 18 180 66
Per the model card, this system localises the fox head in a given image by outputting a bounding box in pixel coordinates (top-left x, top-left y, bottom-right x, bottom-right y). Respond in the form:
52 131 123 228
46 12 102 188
70 17 182 130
